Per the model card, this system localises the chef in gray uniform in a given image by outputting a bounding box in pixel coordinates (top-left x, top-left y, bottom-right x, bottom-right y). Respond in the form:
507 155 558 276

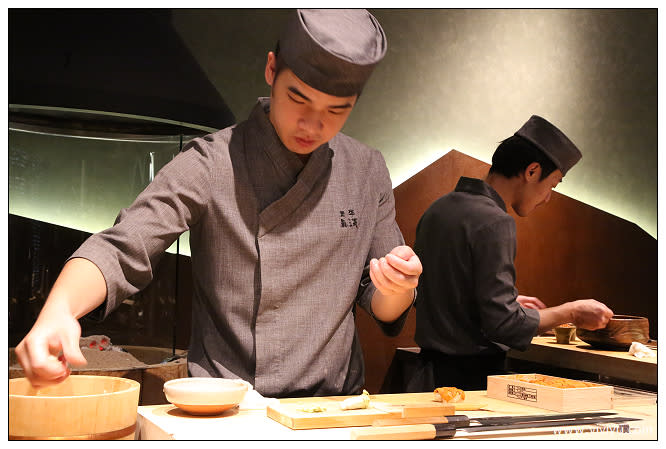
412 116 613 391
16 9 422 398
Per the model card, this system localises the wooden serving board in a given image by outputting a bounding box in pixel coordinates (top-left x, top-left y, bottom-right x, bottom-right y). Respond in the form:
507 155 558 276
267 394 469 430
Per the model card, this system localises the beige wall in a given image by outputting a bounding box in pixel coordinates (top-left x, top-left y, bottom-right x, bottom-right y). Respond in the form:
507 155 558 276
172 9 657 238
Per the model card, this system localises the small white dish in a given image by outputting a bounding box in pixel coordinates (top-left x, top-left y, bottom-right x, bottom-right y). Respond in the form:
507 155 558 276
163 377 249 415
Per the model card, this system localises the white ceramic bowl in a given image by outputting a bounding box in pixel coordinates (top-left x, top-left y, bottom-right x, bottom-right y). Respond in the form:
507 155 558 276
163 377 249 415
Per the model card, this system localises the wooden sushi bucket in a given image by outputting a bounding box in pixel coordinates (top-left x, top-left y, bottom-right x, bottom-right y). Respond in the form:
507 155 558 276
9 346 188 405
9 375 140 440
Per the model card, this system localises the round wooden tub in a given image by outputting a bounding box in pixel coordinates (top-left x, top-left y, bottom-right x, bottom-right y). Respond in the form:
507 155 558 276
9 346 187 405
9 375 140 440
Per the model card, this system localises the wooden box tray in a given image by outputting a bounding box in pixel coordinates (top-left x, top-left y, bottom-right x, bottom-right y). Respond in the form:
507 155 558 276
487 374 613 412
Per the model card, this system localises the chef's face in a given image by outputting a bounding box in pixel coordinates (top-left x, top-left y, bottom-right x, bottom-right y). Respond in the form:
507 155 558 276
513 165 563 217
265 52 357 156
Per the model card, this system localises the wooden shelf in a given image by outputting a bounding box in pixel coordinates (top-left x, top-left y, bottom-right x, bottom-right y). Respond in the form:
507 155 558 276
507 336 657 388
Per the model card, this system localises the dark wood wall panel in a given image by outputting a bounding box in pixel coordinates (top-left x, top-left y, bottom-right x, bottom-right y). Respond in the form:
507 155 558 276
513 190 657 334
357 150 657 393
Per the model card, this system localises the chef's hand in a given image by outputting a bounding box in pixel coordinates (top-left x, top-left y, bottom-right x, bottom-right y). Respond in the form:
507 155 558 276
370 245 422 296
369 245 422 322
15 258 107 388
517 295 547 310
15 302 87 388
569 299 614 330
15 303 88 389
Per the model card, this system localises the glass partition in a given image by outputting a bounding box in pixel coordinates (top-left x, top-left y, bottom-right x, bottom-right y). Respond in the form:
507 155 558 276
8 105 214 349
9 105 214 256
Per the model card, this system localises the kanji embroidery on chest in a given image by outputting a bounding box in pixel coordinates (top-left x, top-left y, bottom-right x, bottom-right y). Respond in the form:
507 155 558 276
339 209 359 229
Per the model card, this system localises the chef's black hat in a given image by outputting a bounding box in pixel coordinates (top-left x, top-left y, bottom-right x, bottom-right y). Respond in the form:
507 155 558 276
278 9 387 97
515 115 582 176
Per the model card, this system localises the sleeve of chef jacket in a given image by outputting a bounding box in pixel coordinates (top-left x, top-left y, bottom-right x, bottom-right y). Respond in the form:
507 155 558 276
68 138 213 319
471 216 540 350
355 150 413 337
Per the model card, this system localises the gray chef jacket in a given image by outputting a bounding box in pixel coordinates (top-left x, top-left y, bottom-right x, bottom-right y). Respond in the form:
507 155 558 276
413 177 539 356
71 98 409 398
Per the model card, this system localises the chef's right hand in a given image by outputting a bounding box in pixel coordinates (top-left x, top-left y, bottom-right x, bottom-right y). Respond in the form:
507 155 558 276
569 299 614 330
15 303 88 389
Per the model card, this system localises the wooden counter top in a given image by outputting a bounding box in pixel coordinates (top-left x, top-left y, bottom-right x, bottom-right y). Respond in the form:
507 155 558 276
136 390 656 440
507 336 657 386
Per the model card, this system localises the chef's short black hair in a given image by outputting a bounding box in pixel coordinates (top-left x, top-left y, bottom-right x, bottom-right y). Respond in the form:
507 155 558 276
489 135 558 180
273 42 287 79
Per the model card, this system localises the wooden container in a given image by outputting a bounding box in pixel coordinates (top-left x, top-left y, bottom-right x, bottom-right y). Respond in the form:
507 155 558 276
487 374 613 412
9 375 140 440
9 345 187 405
576 315 649 349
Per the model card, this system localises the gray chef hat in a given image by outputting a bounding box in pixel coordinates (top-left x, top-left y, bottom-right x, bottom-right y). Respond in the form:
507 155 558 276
278 9 387 97
515 115 582 176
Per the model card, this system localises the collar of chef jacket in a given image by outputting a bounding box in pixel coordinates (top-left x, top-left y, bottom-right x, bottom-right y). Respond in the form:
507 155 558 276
454 176 508 213
244 97 333 212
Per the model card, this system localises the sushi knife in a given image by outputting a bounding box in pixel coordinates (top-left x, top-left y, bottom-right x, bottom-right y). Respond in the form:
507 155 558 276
372 411 617 427
351 416 641 440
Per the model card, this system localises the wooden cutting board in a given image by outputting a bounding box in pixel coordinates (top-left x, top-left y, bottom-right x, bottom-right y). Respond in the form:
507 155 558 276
267 394 486 430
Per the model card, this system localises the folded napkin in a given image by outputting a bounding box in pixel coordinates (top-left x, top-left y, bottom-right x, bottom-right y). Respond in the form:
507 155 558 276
628 342 656 358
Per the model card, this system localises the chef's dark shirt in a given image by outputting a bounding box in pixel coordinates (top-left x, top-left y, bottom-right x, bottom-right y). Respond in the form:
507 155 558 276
413 177 539 356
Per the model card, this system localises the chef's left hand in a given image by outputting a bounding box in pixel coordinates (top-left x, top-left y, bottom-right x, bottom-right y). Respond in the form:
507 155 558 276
517 295 547 310
370 245 422 297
